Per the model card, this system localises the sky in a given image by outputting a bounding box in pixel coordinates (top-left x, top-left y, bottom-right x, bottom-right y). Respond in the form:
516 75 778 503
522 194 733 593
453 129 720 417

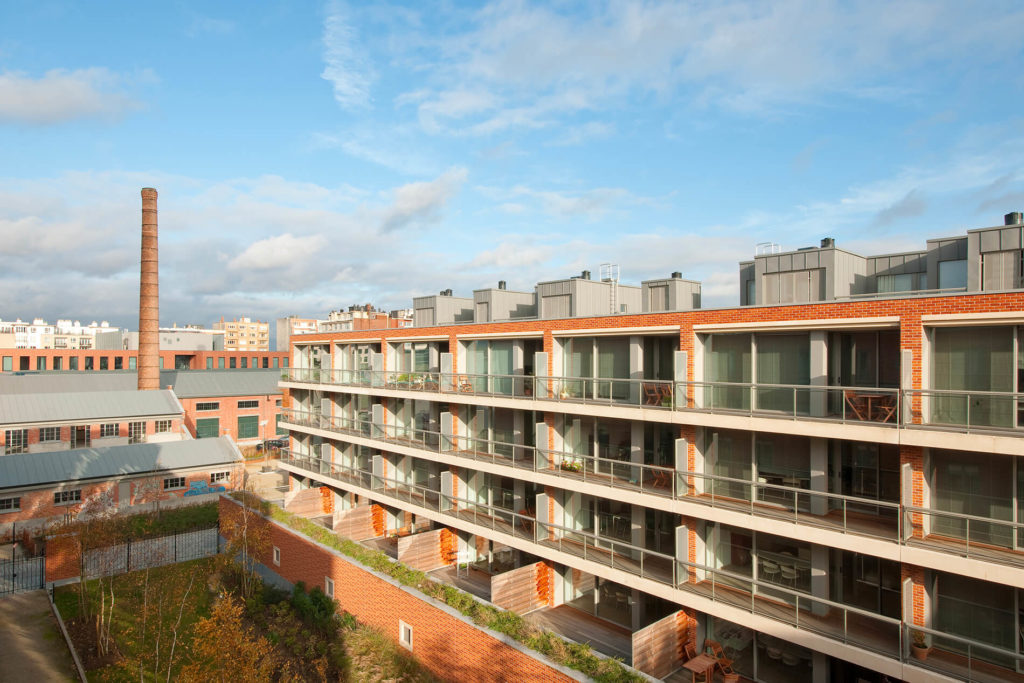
1 0 1024 331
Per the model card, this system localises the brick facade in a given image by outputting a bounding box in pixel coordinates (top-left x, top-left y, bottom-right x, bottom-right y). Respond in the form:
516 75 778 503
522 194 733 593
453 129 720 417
220 497 578 682
0 348 288 373
180 393 281 444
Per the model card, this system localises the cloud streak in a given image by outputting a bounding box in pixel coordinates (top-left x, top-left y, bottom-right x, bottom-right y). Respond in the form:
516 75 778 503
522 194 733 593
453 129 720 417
0 68 141 124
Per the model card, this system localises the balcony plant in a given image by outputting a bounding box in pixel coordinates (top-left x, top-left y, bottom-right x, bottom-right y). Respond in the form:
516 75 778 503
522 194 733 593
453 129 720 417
910 629 930 660
559 459 583 473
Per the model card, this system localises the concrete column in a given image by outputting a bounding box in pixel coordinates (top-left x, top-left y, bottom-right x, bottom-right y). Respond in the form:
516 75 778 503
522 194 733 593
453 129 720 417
534 351 549 397
371 404 384 439
370 351 383 386
440 411 453 451
629 335 643 404
372 454 385 490
809 438 828 516
440 352 453 391
631 504 644 561
810 331 827 417
674 349 688 408
676 435 694 495
535 421 549 469
536 492 551 542
631 421 644 484
810 544 829 616
441 470 454 510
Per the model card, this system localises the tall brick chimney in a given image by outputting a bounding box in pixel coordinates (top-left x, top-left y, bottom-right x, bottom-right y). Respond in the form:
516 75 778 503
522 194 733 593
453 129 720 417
138 188 159 391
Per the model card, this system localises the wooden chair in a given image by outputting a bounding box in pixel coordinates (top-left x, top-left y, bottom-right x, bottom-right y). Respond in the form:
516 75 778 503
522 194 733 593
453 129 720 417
705 639 735 676
684 642 697 661
642 382 661 405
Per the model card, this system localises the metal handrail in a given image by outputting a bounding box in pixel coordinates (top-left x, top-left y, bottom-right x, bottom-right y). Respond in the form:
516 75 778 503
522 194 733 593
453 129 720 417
905 622 1024 678
280 454 903 660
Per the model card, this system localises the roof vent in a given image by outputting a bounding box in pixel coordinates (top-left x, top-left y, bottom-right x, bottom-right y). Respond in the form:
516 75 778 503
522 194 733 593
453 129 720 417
581 270 591 280
671 271 682 279
498 280 507 290
1006 212 1023 226
820 237 835 248
440 289 453 296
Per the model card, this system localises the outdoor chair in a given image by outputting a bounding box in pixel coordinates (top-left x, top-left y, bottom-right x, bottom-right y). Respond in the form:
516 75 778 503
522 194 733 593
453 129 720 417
705 639 735 675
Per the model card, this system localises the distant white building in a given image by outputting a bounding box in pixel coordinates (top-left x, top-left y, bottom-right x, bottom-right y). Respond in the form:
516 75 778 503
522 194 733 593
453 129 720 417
0 318 119 349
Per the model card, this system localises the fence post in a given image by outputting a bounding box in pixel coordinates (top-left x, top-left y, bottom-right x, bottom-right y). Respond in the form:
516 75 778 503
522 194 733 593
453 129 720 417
174 531 178 562
126 538 131 573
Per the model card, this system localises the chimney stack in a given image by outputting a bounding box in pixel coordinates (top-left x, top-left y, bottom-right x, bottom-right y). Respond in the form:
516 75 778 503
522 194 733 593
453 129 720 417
138 188 160 391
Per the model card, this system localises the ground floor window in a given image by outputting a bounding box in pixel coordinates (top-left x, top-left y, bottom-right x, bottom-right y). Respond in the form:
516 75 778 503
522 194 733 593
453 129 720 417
237 415 259 439
195 418 220 438
54 490 81 505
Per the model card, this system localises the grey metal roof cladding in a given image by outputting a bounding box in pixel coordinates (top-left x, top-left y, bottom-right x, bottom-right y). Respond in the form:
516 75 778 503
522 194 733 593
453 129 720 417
0 369 281 399
0 389 182 426
0 436 241 490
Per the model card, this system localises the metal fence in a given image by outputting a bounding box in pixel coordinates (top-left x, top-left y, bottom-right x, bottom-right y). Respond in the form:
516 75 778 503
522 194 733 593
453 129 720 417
83 526 219 579
0 556 45 596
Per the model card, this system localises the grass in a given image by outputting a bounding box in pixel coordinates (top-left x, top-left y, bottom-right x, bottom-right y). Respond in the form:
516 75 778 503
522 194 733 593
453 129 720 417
230 492 646 683
55 557 437 682
120 502 218 538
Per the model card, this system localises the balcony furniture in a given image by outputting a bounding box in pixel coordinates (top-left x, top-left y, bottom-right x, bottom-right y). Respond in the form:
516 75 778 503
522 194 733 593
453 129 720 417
650 469 671 489
844 390 898 423
682 653 716 683
843 391 870 421
781 650 801 666
872 394 898 422
643 382 661 405
685 643 697 661
705 639 736 676
760 559 780 583
780 564 799 586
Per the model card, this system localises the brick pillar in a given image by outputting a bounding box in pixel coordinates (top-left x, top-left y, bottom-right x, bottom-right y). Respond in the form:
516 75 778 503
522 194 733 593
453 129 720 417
901 445 925 538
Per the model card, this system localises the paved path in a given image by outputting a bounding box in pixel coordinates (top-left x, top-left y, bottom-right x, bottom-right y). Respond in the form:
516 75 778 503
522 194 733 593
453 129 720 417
0 590 79 682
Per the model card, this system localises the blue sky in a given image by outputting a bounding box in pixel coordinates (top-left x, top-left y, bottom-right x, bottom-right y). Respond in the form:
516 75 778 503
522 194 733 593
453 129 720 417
1 1 1023 329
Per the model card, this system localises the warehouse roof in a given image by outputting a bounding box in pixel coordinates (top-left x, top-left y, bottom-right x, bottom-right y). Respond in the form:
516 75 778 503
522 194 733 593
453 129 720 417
0 436 241 489
0 389 182 426
0 369 281 399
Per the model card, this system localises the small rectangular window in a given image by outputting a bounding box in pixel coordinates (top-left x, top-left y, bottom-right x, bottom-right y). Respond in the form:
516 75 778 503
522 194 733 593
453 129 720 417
210 471 231 484
84 356 94 370
155 420 172 433
114 357 123 370
2 356 11 371
206 357 214 370
69 356 79 370
325 576 335 598
54 490 81 505
163 476 186 490
237 400 259 409
272 546 281 566
53 356 63 370
0 497 20 512
36 356 46 370
196 402 220 411
270 358 276 369
399 620 413 650
128 356 136 370
229 357 237 369
240 357 248 368
40 426 61 442
100 356 109 370
100 423 118 438
218 358 225 369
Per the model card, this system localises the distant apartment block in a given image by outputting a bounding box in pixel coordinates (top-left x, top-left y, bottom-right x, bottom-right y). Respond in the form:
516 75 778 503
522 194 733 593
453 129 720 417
319 304 413 333
213 316 270 351
276 316 326 351
0 318 119 350
115 325 226 351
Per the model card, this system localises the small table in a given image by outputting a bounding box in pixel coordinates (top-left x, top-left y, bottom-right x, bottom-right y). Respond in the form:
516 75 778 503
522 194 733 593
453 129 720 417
682 654 716 683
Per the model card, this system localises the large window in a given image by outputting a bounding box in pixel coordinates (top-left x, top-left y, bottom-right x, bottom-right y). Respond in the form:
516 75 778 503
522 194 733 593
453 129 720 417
128 421 145 444
931 326 1014 427
0 497 20 512
54 490 81 505
237 415 259 439
100 423 118 438
934 572 1015 666
756 333 810 413
196 418 220 438
706 334 752 409
5 429 28 454
931 449 1013 548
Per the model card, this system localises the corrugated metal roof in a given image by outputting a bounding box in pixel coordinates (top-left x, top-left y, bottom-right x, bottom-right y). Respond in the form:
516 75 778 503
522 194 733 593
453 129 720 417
0 436 242 489
0 389 182 426
0 370 282 399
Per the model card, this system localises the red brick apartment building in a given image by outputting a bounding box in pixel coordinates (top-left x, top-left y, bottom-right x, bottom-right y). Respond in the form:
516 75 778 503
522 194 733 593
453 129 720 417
275 212 1024 682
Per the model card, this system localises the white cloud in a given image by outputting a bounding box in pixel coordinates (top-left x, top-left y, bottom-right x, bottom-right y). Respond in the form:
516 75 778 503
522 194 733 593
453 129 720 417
378 167 467 232
228 233 328 271
0 68 141 124
388 0 1024 134
321 1 374 109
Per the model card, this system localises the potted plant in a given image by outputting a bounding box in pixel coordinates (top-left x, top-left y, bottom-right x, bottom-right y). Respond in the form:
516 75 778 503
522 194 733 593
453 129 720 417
910 629 930 660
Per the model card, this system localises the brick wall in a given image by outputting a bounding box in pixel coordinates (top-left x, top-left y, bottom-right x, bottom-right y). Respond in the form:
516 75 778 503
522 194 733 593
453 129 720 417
180 393 281 443
220 497 580 682
2 464 242 536
0 417 185 449
0 349 288 373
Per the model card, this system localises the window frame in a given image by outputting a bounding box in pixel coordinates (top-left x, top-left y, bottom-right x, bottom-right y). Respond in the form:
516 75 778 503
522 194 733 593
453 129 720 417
399 620 413 650
100 423 118 438
272 546 281 566
196 401 220 412
237 399 259 409
54 489 82 506
40 426 61 442
210 471 230 484
155 419 172 433
128 421 146 444
0 496 21 513
163 476 186 491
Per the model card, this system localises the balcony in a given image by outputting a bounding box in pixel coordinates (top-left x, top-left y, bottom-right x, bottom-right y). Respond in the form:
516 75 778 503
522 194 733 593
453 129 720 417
279 454 907 668
904 506 1024 570
906 624 1024 683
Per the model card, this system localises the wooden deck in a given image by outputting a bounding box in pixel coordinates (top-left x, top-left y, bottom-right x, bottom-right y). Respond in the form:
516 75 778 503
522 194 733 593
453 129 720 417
429 565 493 601
527 605 633 664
